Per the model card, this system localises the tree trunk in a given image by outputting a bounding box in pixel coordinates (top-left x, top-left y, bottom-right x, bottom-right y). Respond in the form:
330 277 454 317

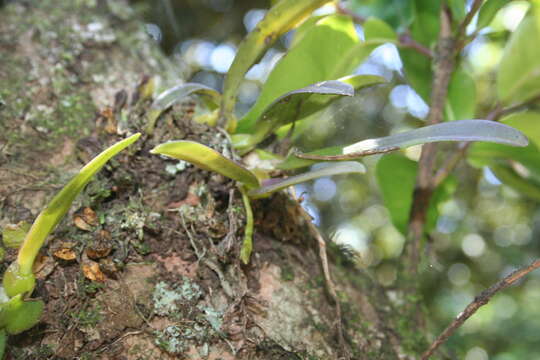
0 1 423 359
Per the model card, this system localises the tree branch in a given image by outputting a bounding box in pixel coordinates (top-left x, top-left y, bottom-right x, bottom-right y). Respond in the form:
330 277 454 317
421 258 540 360
407 5 455 273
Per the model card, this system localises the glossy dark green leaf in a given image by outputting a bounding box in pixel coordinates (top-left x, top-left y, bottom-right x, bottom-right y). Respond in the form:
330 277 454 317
237 14 360 133
376 154 456 234
477 0 511 29
448 0 466 22
363 17 397 42
468 112 540 194
490 164 540 201
248 161 366 198
350 0 414 28
146 83 221 134
445 68 476 121
150 141 260 189
220 0 333 127
399 0 440 101
497 5 540 105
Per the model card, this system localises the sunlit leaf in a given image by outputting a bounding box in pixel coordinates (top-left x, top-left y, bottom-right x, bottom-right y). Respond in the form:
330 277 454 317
248 161 366 198
150 141 260 189
287 120 528 168
497 5 540 105
477 0 512 30
7 133 141 292
146 83 221 134
376 154 456 235
237 14 360 133
363 17 397 42
445 68 476 121
233 80 354 152
221 0 333 127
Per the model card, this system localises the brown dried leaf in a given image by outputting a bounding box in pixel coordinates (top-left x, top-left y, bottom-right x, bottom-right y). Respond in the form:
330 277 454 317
82 261 106 282
53 248 77 261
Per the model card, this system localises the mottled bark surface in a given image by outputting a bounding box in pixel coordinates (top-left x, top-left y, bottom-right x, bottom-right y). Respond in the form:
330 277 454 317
0 1 422 359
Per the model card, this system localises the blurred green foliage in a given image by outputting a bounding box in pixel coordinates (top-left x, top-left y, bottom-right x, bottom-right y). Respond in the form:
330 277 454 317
134 0 540 358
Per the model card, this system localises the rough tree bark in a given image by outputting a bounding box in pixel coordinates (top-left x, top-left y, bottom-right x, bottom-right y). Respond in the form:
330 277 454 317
0 1 425 359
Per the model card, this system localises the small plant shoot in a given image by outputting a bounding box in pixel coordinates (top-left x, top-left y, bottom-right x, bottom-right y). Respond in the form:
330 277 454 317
0 133 140 354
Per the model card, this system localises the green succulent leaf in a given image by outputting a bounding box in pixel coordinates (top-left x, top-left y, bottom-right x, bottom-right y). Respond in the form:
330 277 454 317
497 4 540 105
220 0 333 127
286 120 528 168
146 83 221 134
248 161 366 198
477 0 512 30
1 296 44 335
233 80 355 152
7 133 140 289
237 14 360 133
239 188 254 264
150 141 260 189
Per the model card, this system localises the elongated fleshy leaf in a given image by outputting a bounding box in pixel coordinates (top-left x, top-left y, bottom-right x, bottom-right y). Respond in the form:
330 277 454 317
233 80 355 152
237 14 360 133
248 161 366 198
3 298 44 335
497 4 540 105
150 141 260 189
273 74 387 140
220 0 332 127
282 120 528 169
6 134 140 291
146 83 221 134
239 188 254 264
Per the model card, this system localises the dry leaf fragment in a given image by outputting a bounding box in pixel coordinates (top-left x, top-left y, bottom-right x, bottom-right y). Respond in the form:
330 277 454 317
82 261 106 282
53 248 77 261
73 207 98 231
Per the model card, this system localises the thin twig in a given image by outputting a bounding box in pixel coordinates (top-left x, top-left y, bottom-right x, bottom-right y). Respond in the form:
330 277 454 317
407 5 455 273
421 259 540 360
455 0 483 41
